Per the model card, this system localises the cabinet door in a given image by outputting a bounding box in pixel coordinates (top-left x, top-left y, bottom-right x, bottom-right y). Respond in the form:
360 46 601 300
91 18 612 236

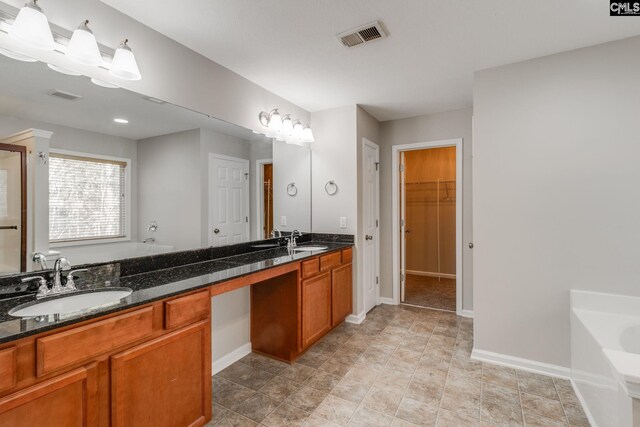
111 321 211 427
0 364 98 426
301 272 332 349
332 263 353 326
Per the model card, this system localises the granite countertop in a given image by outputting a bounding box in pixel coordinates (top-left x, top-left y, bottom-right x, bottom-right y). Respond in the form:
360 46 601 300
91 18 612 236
0 239 353 344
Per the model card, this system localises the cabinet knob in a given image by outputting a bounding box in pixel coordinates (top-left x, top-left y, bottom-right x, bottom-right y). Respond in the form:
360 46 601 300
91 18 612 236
213 228 220 234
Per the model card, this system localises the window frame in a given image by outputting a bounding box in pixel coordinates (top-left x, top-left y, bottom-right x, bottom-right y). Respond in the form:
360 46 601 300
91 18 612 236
48 149 132 247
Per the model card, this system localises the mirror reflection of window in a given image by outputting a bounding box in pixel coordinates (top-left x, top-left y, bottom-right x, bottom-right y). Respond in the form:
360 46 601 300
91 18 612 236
263 163 273 239
49 152 129 244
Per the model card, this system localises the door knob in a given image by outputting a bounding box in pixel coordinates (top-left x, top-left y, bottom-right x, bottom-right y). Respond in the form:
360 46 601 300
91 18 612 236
213 228 220 234
365 235 373 240
468 242 474 249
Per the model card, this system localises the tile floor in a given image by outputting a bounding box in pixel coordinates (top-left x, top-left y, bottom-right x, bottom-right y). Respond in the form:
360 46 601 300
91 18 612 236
404 275 456 311
208 304 590 427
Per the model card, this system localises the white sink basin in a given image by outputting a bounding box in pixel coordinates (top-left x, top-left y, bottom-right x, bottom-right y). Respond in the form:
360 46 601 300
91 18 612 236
9 288 132 318
293 246 329 252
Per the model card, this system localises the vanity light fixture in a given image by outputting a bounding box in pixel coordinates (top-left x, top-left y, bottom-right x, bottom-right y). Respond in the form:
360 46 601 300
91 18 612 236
9 0 54 51
66 20 103 67
110 39 141 81
113 118 129 124
258 109 314 144
91 78 119 89
47 63 81 76
0 46 36 62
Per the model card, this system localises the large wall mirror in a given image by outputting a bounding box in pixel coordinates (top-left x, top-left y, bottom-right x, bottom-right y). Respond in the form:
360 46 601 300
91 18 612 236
0 54 311 276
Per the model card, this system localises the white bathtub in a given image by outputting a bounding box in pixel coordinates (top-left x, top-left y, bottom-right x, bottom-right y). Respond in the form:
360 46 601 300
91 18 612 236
55 241 175 266
571 290 640 427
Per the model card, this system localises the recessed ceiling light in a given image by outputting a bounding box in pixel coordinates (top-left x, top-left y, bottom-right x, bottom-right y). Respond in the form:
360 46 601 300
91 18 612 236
113 118 129 124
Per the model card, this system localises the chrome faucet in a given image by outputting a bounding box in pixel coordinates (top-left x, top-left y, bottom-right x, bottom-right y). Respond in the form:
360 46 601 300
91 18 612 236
286 230 303 249
271 228 282 238
21 276 49 299
32 252 48 270
51 257 71 293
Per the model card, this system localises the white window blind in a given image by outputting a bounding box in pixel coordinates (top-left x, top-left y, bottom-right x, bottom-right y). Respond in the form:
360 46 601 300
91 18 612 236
49 153 127 243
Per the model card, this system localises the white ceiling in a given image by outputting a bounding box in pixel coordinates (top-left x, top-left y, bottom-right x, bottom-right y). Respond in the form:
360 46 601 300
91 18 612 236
101 0 640 121
0 54 264 141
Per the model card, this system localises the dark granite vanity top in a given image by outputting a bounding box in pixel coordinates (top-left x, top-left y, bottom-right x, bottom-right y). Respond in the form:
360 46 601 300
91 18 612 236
0 234 353 344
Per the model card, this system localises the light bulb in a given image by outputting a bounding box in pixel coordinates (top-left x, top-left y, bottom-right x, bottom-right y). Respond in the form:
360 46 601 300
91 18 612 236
293 121 304 140
302 126 314 143
9 0 54 51
66 20 103 66
110 39 141 81
268 109 282 131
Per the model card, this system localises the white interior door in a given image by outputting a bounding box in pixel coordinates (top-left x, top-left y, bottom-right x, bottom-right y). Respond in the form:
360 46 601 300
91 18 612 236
362 140 380 313
209 155 249 246
400 151 407 302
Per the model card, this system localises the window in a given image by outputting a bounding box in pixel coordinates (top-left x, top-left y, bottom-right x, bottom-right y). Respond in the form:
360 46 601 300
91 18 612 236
49 151 129 244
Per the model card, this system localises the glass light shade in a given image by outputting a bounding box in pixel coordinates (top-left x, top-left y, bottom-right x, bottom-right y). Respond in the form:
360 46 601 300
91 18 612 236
110 40 141 81
293 121 304 140
66 21 103 66
302 126 314 143
9 1 54 51
0 46 36 62
267 109 282 131
47 63 81 76
281 115 294 136
91 78 119 89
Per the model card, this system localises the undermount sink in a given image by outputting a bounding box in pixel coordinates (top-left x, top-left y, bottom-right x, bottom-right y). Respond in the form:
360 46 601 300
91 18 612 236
9 288 132 318
293 246 329 252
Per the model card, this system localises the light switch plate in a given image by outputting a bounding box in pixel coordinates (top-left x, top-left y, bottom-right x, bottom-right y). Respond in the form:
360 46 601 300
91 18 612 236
280 216 287 226
339 217 347 229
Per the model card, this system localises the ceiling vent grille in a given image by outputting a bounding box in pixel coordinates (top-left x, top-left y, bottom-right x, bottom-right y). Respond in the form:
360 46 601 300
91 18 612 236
48 90 82 101
337 21 387 48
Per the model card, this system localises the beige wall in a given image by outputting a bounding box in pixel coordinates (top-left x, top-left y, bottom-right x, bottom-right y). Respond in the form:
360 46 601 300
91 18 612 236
473 35 640 368
379 108 473 311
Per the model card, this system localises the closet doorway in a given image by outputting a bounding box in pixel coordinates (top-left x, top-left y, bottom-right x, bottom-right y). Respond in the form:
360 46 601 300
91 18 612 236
392 139 462 314
256 159 273 239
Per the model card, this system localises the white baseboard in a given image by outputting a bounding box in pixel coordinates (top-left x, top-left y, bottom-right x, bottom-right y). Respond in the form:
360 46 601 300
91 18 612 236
460 309 474 318
346 311 366 324
212 342 252 375
471 348 570 379
406 270 456 280
379 297 395 305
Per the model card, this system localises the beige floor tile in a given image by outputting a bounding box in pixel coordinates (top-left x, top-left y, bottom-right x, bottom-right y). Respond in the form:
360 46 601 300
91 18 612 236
262 403 310 427
330 378 371 403
373 370 413 395
482 364 518 390
304 414 343 427
480 385 523 426
436 408 479 427
343 362 381 385
555 384 581 407
297 351 330 369
562 402 590 427
361 387 404 416
319 357 354 378
285 385 330 412
313 395 359 426
523 410 569 427
516 371 559 401
258 376 302 403
348 407 393 427
213 380 256 410
305 371 342 392
390 418 421 427
395 396 439 426
234 393 279 423
440 379 481 420
216 411 258 427
211 403 230 425
520 392 566 422
281 364 317 383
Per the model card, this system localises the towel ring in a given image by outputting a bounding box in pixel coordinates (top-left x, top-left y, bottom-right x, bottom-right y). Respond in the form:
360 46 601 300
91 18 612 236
287 182 298 196
325 180 338 196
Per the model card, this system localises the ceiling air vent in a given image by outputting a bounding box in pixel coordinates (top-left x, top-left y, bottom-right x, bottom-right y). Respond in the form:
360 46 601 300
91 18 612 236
337 21 387 48
48 90 82 101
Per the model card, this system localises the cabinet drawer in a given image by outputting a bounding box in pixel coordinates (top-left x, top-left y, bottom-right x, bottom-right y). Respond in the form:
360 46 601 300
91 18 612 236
320 252 341 271
37 307 154 376
165 290 210 329
341 248 353 263
301 258 320 278
0 347 16 392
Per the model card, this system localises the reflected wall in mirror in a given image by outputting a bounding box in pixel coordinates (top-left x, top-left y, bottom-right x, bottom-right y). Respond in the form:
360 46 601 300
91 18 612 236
0 54 311 276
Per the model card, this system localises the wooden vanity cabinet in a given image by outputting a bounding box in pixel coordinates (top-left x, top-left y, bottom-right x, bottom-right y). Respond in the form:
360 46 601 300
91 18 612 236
0 290 212 427
300 248 354 350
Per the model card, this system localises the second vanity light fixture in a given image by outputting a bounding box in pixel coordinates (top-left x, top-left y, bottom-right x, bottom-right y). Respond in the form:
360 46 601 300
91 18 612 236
258 109 314 144
3 0 142 81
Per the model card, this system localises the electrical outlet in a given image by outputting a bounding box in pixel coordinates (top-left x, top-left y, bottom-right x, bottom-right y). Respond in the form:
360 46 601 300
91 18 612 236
280 216 287 226
339 217 347 229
